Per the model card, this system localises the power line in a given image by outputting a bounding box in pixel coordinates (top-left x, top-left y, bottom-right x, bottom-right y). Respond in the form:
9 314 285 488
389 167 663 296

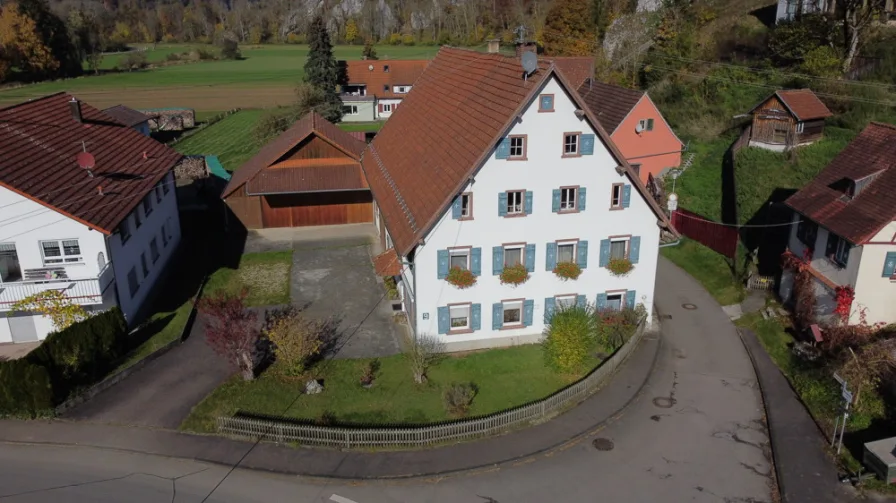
671 209 801 228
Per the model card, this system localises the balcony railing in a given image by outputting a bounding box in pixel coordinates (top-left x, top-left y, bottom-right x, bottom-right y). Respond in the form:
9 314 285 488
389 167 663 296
0 262 114 310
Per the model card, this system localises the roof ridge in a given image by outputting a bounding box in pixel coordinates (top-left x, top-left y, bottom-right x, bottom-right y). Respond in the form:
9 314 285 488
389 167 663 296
0 91 69 115
869 121 896 131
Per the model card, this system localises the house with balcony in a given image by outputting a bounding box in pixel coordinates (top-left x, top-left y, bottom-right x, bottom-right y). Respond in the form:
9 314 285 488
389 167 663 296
338 60 429 122
0 93 182 343
779 122 896 326
364 47 675 352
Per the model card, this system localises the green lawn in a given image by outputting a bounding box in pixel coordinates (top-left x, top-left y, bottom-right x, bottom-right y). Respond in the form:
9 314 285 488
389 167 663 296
181 344 589 432
661 239 745 305
339 121 384 133
173 110 265 171
205 251 292 306
114 301 194 373
89 44 211 70
674 136 734 221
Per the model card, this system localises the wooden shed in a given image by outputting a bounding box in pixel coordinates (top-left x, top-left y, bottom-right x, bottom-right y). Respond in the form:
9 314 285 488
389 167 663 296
747 89 833 151
222 112 372 229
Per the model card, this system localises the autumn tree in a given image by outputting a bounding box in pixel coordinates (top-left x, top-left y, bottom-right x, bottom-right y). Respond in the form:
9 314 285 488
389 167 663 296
68 7 106 75
0 5 57 79
542 0 597 56
263 306 325 376
304 14 343 123
362 39 378 60
344 19 360 44
14 0 82 78
9 290 88 332
836 0 886 73
197 290 260 381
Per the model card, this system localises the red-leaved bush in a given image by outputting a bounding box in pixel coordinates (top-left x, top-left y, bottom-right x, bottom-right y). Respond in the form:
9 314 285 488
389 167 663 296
834 286 855 325
197 289 260 381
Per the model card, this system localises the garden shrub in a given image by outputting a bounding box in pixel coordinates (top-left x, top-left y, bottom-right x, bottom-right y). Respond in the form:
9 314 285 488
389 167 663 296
543 304 598 373
263 306 324 376
595 304 647 353
443 382 476 417
0 359 53 417
119 51 148 71
499 263 529 286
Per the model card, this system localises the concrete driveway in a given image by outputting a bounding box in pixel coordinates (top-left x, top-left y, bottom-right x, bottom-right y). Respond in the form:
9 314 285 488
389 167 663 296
246 224 404 359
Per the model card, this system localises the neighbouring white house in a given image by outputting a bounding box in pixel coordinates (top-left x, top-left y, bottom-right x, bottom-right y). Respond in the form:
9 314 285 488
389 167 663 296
364 47 676 352
339 60 429 122
776 0 830 23
0 93 183 343
779 122 896 326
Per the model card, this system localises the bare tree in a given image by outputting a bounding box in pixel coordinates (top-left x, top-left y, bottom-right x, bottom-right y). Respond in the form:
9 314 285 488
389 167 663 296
405 334 444 384
836 0 886 73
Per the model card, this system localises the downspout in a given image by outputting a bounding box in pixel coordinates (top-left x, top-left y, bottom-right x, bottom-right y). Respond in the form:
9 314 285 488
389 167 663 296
400 256 417 340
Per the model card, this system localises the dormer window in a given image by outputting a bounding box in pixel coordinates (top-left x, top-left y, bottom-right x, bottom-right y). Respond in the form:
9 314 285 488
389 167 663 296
384 65 390 72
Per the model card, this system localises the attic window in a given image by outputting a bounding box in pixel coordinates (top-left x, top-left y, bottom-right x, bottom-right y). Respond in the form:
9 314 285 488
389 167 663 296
384 65 390 72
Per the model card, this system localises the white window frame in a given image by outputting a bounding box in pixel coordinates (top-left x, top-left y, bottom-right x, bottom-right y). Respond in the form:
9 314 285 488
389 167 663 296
560 187 578 211
449 248 471 271
449 304 471 331
502 300 523 327
564 134 579 155
394 86 409 94
796 121 805 133
556 240 577 264
833 237 850 267
40 239 82 265
507 190 524 215
638 118 654 131
509 136 526 158
460 193 472 218
382 103 393 113
342 104 359 115
611 184 624 209
606 293 623 311
503 244 524 268
555 294 577 310
610 238 630 261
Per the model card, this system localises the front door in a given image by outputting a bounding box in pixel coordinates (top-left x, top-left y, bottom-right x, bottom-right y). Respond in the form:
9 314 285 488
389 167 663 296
8 315 38 343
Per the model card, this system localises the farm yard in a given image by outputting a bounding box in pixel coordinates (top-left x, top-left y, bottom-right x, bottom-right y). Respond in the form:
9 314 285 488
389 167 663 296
0 44 440 111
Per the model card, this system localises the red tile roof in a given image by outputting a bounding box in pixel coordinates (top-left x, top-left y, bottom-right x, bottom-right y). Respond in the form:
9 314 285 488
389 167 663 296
342 60 430 99
0 93 182 234
223 111 367 198
373 248 402 276
102 105 150 127
362 47 674 256
548 57 594 89
576 79 645 134
751 89 833 121
785 122 896 244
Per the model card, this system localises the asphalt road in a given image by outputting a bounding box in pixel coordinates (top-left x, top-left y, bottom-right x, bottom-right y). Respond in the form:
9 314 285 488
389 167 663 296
0 260 774 502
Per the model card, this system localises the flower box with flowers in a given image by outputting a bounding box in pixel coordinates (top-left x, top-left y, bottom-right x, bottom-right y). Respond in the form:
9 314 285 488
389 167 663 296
553 261 582 280
445 266 476 289
607 258 633 277
500 263 529 286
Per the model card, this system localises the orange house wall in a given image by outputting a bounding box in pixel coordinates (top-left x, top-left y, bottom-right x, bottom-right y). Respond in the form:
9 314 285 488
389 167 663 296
609 96 683 184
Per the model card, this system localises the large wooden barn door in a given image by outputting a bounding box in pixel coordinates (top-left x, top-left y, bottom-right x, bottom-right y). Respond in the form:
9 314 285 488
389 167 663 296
262 192 373 228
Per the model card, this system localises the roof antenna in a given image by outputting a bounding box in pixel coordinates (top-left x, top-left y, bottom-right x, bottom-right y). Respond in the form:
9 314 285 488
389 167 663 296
521 51 538 81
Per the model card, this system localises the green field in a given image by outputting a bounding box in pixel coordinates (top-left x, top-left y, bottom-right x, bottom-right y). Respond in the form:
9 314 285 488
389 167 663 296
174 110 265 171
0 44 441 111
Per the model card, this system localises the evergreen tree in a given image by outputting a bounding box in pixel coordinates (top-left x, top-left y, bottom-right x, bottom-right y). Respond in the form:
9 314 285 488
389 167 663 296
15 0 82 78
542 0 597 56
362 40 378 60
303 15 343 123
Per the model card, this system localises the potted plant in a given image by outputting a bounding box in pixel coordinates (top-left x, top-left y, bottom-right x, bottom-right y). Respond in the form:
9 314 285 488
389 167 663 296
553 261 582 280
360 358 380 388
446 266 477 289
607 257 634 277
500 263 530 286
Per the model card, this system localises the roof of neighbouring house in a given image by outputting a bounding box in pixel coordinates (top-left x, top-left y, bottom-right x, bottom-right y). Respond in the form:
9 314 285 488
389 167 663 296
102 104 150 127
342 60 430 99
223 111 368 198
751 89 833 121
548 57 595 89
0 92 182 234
361 47 674 256
576 79 646 134
785 122 896 244
373 248 402 276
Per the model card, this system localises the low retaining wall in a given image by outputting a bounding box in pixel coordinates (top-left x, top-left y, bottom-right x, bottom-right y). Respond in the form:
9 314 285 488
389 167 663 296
217 321 648 449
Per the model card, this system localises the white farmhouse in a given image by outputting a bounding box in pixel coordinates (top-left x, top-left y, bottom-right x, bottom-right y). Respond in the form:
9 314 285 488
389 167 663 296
0 93 182 343
779 122 896 326
364 47 675 352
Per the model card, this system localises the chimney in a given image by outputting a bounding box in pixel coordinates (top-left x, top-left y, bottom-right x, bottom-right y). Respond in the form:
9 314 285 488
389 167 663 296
69 97 82 123
487 39 500 54
515 41 537 58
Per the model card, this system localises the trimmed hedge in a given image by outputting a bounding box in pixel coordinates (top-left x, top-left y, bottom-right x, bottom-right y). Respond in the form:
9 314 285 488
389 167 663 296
0 360 53 417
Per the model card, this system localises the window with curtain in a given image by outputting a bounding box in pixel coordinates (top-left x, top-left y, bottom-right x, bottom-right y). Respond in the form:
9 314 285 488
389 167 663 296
504 247 523 267
557 242 575 263
0 243 21 282
610 240 627 260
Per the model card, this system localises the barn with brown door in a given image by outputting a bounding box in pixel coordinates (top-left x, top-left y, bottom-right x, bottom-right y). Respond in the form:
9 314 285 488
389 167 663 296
222 112 373 228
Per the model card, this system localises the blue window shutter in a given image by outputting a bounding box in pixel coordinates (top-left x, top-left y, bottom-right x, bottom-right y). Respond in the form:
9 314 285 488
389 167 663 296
577 240 589 269
544 297 555 324
498 192 508 217
437 249 449 279
625 291 636 309
525 243 536 272
576 295 586 307
630 236 641 264
552 189 561 213
452 197 462 219
496 138 511 159
492 246 503 275
492 303 503 330
471 304 482 330
622 185 632 208
525 191 533 215
523 299 534 327
596 293 607 311
884 252 896 277
437 306 449 334
471 247 482 276
581 134 595 155
578 187 587 210
546 242 557 271
599 239 611 267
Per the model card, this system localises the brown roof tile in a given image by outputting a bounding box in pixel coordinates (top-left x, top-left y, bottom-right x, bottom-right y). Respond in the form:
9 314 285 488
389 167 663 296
785 122 896 244
0 93 182 234
576 79 645 134
342 60 430 99
548 57 594 89
362 47 675 256
750 89 833 121
373 248 402 276
223 111 367 198
102 105 150 127
246 164 366 194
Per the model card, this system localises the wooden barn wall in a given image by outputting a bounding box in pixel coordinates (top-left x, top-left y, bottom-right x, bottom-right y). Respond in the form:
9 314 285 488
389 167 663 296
225 189 263 229
797 118 825 143
751 96 795 144
261 191 373 228
279 136 352 162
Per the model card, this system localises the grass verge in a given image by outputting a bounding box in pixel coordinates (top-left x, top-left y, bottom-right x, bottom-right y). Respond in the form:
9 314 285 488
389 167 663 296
181 344 593 432
205 251 292 306
660 239 745 305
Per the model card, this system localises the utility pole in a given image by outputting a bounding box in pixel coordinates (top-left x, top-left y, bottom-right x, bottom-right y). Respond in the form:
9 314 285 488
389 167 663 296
513 25 528 45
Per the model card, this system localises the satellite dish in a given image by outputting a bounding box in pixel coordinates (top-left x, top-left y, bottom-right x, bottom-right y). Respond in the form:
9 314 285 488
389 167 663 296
635 123 644 133
77 151 95 170
521 51 538 76
368 64 374 71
